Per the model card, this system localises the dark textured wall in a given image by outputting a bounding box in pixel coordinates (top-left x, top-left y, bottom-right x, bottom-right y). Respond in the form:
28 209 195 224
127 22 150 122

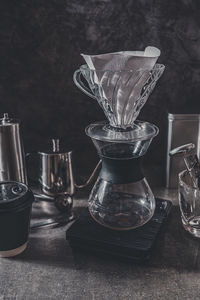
1 0 200 184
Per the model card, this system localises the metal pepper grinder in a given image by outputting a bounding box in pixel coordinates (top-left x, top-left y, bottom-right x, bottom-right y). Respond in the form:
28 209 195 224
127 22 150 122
0 113 27 184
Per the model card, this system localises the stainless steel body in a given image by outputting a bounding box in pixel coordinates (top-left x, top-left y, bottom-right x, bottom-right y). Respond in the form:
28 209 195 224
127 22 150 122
27 139 101 199
39 150 75 196
0 113 27 184
166 114 200 188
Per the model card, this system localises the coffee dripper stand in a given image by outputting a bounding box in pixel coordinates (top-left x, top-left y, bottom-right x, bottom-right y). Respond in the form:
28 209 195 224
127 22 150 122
73 62 165 231
28 138 101 229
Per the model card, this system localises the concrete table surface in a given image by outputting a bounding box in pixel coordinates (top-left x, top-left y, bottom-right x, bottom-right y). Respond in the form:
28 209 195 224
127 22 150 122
1 188 200 300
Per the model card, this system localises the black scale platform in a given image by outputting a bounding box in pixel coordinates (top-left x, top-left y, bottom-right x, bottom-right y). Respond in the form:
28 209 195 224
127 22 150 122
66 198 172 262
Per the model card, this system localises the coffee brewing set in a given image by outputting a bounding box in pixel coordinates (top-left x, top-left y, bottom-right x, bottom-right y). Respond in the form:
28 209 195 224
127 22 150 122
2 45 187 258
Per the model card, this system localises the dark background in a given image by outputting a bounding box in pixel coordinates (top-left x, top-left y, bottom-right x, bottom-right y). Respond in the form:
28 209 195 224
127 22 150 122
1 0 200 185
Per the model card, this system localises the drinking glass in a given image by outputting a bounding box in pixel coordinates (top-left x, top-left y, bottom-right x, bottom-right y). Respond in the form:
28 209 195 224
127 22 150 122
179 170 200 237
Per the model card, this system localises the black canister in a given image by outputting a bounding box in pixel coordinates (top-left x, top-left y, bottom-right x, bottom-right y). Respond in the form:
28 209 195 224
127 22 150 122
0 181 34 257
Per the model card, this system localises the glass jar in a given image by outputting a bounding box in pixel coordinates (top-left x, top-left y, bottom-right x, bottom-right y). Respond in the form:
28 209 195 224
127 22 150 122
179 170 200 237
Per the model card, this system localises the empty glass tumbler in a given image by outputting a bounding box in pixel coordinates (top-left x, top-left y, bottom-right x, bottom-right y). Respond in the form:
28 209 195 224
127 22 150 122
179 170 200 237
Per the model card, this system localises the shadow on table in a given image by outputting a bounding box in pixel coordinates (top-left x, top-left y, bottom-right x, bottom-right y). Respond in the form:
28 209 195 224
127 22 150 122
149 205 200 271
12 205 200 272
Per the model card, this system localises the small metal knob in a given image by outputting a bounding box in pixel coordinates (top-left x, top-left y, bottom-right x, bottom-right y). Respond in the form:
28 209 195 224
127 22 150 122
52 139 60 153
2 113 10 124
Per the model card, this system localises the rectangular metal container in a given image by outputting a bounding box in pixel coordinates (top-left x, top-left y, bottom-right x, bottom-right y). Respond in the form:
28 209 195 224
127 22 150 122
166 113 200 188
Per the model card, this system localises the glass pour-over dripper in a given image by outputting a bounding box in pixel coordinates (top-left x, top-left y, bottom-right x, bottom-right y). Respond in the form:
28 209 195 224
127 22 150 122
73 48 165 230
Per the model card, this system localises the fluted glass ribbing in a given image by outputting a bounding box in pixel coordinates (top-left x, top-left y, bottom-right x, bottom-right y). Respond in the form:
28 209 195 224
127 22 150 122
80 64 165 129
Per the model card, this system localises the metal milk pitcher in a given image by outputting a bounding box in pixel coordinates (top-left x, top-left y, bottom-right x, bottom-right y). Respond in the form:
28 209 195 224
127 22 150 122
0 113 27 184
27 139 101 197
38 139 74 196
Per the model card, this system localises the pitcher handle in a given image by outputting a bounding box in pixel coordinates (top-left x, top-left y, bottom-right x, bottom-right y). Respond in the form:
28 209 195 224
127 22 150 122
73 69 96 100
75 160 101 189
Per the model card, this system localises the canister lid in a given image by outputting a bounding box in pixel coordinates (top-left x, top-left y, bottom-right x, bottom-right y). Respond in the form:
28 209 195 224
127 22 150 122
0 181 34 212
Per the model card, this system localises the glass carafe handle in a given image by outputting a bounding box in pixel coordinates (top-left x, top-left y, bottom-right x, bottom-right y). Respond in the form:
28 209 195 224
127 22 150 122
73 69 96 100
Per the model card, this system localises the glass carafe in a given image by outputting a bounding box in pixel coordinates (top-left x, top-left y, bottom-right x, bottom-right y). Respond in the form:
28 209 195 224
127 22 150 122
86 120 158 230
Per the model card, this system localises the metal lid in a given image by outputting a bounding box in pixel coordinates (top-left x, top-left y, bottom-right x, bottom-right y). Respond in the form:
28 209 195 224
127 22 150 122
0 113 19 126
168 113 200 121
0 181 34 212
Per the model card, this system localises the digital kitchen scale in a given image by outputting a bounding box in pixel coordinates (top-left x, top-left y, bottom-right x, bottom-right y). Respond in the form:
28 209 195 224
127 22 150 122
66 198 172 262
